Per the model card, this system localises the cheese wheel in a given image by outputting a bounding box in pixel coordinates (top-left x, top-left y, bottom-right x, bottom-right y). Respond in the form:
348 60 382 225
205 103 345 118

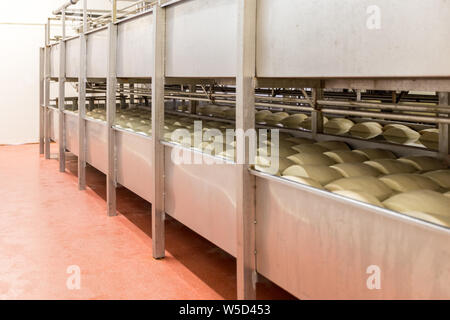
257 146 297 158
364 159 417 175
255 110 272 123
287 153 336 166
383 125 420 144
379 174 441 192
423 170 450 189
349 122 383 139
284 137 315 145
299 117 329 130
255 157 295 176
325 176 394 201
352 148 397 160
324 150 368 163
332 190 384 207
324 118 354 135
444 191 450 198
280 114 309 129
383 190 450 218
315 141 351 151
399 211 450 228
264 112 290 126
282 165 343 185
397 156 447 172
282 176 325 190
330 163 381 178
291 144 329 154
419 131 439 150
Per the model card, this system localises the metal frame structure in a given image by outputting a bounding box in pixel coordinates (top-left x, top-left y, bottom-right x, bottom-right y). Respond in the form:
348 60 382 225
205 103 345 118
39 0 450 300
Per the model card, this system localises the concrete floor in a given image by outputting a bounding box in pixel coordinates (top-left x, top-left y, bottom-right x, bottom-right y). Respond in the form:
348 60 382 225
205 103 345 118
0 144 294 300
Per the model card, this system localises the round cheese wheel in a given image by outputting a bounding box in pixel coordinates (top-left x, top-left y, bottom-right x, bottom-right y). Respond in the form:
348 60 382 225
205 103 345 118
383 190 450 218
255 110 272 123
332 190 384 207
379 174 441 192
282 176 325 190
287 153 336 166
330 163 381 178
299 117 329 130
291 144 329 154
282 165 343 185
399 211 450 228
397 156 447 172
324 150 368 163
325 176 394 201
315 141 351 151
419 131 439 150
349 122 383 139
257 146 297 158
423 170 450 189
280 114 309 128
364 159 417 175
352 148 397 160
264 112 290 126
324 118 354 135
254 157 295 176
383 125 420 144
284 137 315 145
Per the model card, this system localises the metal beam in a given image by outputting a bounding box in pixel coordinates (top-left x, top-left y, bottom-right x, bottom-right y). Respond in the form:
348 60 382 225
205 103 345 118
58 9 67 172
151 4 166 259
236 0 257 300
106 19 118 216
44 22 51 159
78 0 88 190
438 92 450 163
39 47 45 155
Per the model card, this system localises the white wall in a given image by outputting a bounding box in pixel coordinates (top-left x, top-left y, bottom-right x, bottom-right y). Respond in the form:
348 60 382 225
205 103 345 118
0 0 110 145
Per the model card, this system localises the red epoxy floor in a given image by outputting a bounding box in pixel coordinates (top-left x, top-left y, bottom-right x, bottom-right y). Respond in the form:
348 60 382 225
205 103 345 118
0 144 294 300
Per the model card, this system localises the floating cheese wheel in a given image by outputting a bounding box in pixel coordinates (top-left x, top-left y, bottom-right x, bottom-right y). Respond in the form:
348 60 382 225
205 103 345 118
255 157 295 176
423 170 450 189
282 165 343 185
397 156 447 172
299 116 329 130
330 163 380 178
379 174 441 193
332 190 384 207
349 122 383 139
324 150 368 163
352 148 397 160
419 130 439 150
364 159 417 175
284 137 315 145
324 118 354 135
383 125 420 144
280 114 309 128
315 141 351 151
287 153 336 166
255 110 272 123
291 144 328 154
383 190 450 219
282 176 325 190
325 176 394 201
264 112 290 126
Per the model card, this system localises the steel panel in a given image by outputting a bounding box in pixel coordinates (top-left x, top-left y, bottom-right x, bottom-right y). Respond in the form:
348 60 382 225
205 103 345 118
256 0 450 78
117 14 154 78
115 130 154 202
165 0 238 77
255 175 450 299
164 145 237 256
65 37 80 78
64 112 79 156
85 120 108 174
86 29 108 78
50 44 60 78
49 108 59 142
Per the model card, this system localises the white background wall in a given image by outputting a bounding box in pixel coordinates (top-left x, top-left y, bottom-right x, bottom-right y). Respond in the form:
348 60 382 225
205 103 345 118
0 0 109 145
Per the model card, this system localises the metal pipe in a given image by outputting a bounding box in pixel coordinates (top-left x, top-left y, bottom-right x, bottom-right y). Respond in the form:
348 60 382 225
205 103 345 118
53 0 80 15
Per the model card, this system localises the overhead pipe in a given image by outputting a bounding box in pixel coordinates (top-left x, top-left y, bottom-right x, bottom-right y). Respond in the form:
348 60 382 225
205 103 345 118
53 0 80 15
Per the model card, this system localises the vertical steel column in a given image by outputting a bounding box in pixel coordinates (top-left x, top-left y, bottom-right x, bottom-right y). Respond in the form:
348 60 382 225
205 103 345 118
188 85 198 114
236 0 257 300
311 87 324 139
107 2 118 216
130 83 135 106
78 0 88 190
438 92 450 162
58 9 67 172
151 4 166 259
39 47 45 155
44 21 51 159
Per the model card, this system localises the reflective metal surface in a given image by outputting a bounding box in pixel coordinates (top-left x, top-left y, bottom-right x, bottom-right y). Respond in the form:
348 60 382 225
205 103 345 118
115 129 153 202
86 28 108 78
85 119 108 174
164 144 238 256
64 112 79 156
165 0 237 77
254 173 450 299
50 44 60 78
65 37 80 78
257 0 450 78
117 13 153 78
